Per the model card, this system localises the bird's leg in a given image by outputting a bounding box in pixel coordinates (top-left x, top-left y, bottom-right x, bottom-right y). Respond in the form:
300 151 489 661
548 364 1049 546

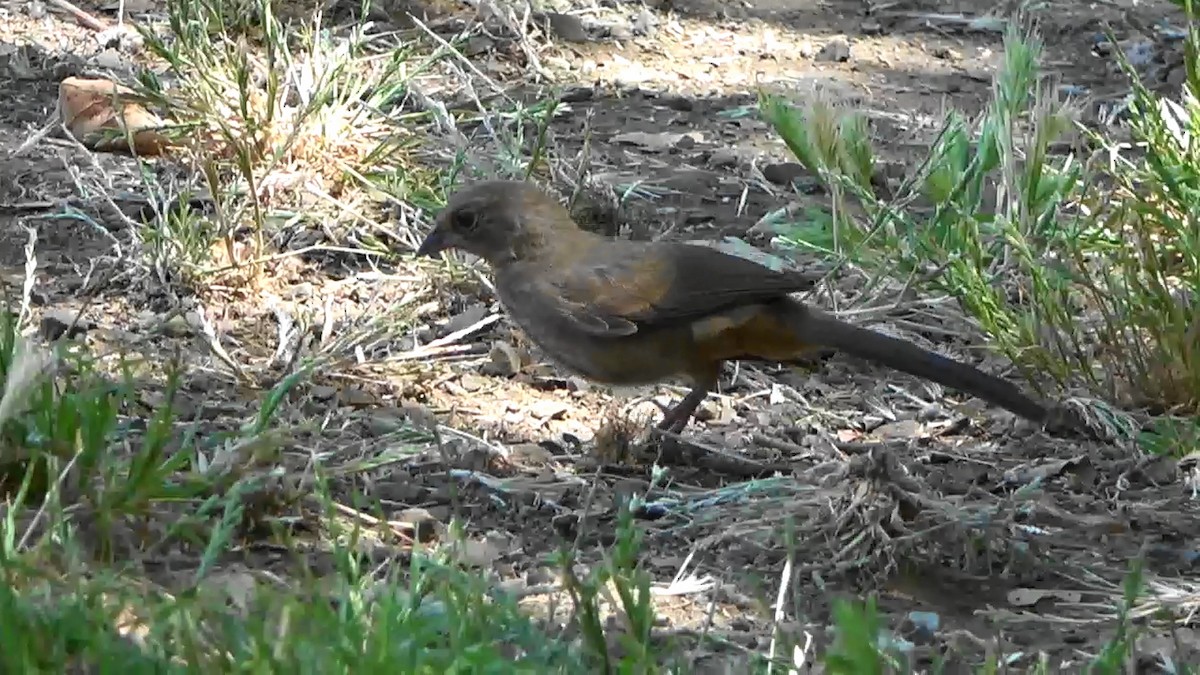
656 385 710 434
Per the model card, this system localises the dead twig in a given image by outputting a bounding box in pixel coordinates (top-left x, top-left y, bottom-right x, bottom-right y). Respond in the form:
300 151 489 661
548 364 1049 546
46 0 108 31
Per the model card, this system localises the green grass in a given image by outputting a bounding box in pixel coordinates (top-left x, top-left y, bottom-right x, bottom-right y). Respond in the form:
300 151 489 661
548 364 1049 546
128 0 447 279
0 301 633 672
758 15 1200 453
0 552 588 673
5 0 1199 670
818 562 1192 674
2 0 618 667
0 297 1187 671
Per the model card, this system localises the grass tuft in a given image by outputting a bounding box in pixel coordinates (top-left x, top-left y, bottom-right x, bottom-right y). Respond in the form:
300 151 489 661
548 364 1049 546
130 0 443 280
759 16 1200 452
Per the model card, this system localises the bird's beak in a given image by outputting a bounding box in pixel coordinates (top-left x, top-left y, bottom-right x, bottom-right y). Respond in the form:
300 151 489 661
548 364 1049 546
415 223 453 258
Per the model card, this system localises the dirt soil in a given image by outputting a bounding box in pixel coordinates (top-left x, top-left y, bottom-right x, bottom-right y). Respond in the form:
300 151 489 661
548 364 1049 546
3 0 1200 670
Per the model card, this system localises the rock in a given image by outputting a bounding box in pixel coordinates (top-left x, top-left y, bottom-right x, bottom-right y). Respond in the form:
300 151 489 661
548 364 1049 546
58 77 170 155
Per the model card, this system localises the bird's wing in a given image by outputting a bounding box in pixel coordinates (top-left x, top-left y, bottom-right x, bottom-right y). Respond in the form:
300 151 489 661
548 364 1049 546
535 241 818 338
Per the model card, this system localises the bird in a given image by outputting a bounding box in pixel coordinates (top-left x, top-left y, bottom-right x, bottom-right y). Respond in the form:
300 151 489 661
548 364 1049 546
414 179 1050 433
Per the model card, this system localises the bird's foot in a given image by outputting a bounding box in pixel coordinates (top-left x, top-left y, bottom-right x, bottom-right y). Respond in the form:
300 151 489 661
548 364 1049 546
636 397 692 434
654 392 706 435
655 408 693 435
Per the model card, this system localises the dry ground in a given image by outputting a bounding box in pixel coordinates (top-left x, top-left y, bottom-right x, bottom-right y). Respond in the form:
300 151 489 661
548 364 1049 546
2 0 1200 670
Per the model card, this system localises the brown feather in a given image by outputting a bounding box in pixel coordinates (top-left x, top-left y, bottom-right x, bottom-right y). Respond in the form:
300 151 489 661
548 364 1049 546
416 179 1052 433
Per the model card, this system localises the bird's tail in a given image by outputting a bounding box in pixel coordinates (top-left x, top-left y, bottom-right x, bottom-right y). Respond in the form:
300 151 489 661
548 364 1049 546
784 302 1048 422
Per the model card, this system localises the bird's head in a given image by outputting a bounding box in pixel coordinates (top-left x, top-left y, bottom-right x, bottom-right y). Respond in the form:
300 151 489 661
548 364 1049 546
416 180 577 267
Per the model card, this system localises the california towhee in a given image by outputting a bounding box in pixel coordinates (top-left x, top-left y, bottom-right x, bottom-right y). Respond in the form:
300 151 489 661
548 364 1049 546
416 179 1049 432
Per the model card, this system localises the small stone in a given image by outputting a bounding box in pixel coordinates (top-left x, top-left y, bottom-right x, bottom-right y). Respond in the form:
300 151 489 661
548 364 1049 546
40 308 92 340
159 314 190 337
1122 39 1155 68
442 303 488 335
184 311 206 332
464 35 493 56
701 400 737 426
761 162 807 185
612 131 689 152
708 148 739 168
917 403 944 421
366 409 407 435
509 443 555 464
311 385 338 400
606 23 633 40
401 402 438 431
631 8 657 36
816 39 851 63
931 45 957 60
481 342 522 377
90 49 129 71
874 419 923 439
530 399 569 420
342 387 376 407
389 508 440 542
560 86 595 103
751 411 775 427
661 95 693 111
1167 65 1188 89
459 373 486 392
285 282 314 299
542 12 590 43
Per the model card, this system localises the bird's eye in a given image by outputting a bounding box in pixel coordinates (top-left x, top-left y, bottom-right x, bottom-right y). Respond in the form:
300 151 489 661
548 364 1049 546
453 211 479 233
